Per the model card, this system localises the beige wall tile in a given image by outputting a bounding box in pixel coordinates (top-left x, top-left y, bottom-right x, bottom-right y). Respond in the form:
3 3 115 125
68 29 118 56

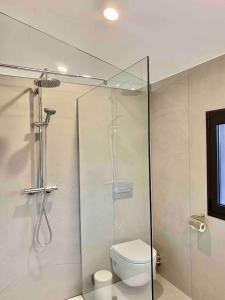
151 54 225 300
0 76 85 300
151 72 192 296
189 55 225 300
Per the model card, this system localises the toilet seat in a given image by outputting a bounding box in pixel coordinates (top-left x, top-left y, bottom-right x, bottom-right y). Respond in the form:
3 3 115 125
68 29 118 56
110 239 157 287
110 239 156 264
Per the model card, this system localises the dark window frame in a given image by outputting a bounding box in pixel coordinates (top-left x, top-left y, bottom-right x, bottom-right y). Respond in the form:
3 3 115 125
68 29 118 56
207 108 225 221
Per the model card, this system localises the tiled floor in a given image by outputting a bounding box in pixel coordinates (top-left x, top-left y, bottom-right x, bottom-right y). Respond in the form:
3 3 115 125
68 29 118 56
155 275 191 300
69 274 191 300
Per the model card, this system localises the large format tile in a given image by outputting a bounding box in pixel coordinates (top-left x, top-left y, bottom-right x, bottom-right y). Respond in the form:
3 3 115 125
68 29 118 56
151 54 225 300
73 274 191 300
151 72 192 296
189 55 225 300
0 75 85 300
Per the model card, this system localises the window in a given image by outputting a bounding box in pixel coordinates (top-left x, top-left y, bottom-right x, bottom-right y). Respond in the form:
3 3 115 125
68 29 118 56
207 108 225 220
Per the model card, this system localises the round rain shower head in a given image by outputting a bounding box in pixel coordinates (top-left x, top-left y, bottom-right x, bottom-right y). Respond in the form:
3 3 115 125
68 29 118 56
34 77 61 88
34 71 60 88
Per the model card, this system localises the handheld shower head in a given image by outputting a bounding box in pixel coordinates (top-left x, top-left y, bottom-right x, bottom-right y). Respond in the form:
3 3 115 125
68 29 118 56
44 108 56 124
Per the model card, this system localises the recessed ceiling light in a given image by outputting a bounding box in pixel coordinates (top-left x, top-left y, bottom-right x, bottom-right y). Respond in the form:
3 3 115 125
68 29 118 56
103 8 119 21
57 65 67 73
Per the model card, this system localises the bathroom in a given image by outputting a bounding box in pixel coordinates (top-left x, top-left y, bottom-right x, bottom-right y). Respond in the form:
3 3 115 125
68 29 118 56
0 2 225 300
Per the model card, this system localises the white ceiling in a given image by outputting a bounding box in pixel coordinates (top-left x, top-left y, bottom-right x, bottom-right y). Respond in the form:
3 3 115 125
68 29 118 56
1 0 225 82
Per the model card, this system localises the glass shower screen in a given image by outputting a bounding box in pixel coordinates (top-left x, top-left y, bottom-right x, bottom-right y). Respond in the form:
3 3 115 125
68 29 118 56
78 57 153 300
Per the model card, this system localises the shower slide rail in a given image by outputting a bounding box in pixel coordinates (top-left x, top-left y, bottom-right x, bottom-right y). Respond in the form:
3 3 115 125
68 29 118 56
24 186 58 195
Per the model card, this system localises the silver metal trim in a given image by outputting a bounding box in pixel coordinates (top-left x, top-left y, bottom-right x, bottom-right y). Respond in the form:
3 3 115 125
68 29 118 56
0 63 107 85
24 185 58 195
32 121 48 127
156 254 161 266
189 214 207 232
190 214 205 223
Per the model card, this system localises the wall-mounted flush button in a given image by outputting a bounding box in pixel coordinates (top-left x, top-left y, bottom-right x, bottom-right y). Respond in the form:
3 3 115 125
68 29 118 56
113 182 133 200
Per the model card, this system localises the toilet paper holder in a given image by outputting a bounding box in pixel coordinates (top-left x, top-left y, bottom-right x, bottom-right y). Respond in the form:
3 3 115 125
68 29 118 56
191 214 205 222
189 214 207 232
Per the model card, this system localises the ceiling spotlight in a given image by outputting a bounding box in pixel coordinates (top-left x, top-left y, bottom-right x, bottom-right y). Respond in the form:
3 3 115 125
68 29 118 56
57 65 67 73
103 8 119 21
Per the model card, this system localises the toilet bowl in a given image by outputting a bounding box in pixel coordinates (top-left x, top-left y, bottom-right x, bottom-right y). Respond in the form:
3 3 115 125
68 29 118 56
110 239 157 287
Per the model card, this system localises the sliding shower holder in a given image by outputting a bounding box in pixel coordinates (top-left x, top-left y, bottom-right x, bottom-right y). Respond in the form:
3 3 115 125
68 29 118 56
32 121 49 127
24 185 58 195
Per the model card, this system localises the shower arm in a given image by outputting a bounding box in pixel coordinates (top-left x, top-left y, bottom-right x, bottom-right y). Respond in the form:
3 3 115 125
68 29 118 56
0 63 108 85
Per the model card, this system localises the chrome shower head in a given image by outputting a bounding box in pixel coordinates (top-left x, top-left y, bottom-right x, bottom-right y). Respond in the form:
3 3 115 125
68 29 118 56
44 108 56 124
34 72 60 88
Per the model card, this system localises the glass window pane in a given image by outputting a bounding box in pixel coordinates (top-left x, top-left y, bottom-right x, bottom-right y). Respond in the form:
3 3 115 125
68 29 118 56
217 124 225 206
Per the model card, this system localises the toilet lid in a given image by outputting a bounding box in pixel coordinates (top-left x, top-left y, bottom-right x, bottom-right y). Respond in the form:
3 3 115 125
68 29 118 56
111 239 156 264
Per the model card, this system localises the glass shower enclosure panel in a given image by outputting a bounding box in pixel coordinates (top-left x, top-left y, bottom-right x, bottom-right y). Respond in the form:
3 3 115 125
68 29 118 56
0 12 122 87
78 57 153 300
0 12 133 300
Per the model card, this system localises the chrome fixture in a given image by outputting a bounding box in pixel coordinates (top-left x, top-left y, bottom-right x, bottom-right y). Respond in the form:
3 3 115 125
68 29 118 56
0 63 107 85
25 74 59 247
24 186 58 195
34 71 60 88
189 214 206 233
32 121 49 127
156 253 162 266
32 107 56 128
44 108 56 124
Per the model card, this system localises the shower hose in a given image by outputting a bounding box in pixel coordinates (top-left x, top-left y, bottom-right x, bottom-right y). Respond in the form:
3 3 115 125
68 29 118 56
35 125 53 247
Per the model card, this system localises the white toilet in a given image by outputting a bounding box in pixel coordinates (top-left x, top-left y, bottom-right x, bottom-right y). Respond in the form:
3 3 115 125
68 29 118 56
110 239 157 287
